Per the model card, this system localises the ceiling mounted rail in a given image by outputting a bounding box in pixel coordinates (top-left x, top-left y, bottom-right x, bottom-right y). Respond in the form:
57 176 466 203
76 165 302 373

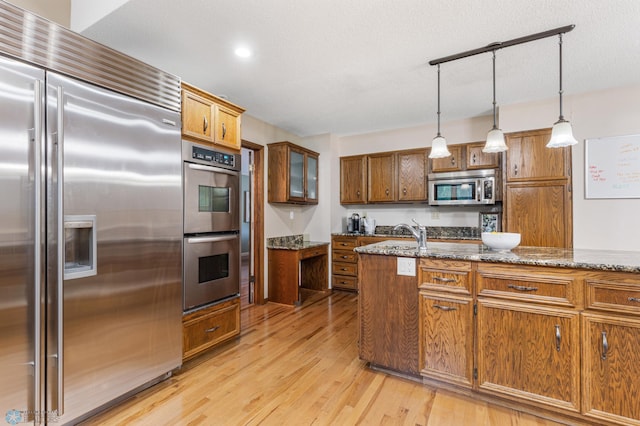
428 24 575 66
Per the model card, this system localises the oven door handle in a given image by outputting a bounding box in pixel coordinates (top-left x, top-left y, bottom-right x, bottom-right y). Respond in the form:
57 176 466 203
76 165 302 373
186 235 238 244
187 162 238 176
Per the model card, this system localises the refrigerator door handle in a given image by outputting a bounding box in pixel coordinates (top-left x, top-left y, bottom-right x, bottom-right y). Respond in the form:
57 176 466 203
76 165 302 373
55 85 65 416
33 78 43 420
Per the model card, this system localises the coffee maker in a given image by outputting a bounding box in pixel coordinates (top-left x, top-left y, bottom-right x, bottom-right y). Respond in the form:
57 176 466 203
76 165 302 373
347 213 360 233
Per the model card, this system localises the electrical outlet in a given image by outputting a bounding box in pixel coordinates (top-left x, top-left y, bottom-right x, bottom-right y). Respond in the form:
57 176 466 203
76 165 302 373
397 257 416 276
431 211 440 220
289 210 294 220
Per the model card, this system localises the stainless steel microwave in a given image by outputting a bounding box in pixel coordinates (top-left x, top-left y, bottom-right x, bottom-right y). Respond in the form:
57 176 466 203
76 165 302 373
428 169 496 206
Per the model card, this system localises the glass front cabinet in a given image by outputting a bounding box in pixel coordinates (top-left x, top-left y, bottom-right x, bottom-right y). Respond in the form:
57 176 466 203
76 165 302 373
268 141 319 204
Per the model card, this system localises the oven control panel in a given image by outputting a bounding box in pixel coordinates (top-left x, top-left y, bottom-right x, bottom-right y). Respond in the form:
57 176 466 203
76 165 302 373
184 141 240 171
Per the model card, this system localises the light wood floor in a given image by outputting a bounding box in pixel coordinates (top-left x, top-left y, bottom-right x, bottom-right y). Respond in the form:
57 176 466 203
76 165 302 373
81 291 566 426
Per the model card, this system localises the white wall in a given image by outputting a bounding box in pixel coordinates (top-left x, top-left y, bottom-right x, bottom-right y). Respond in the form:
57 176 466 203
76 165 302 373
69 0 129 32
8 0 70 27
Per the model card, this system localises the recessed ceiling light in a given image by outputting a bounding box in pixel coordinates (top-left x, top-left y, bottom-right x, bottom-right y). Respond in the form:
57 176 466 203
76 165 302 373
234 47 252 58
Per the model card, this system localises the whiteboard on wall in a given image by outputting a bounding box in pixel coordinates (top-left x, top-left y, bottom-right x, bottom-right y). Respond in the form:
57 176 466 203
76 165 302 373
585 134 640 199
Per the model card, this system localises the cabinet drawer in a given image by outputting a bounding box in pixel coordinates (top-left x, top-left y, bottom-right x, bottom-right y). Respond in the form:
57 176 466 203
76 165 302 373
332 237 358 250
183 298 240 360
477 264 579 307
333 261 357 276
419 259 472 295
586 274 640 315
332 250 357 263
332 275 358 291
300 245 328 260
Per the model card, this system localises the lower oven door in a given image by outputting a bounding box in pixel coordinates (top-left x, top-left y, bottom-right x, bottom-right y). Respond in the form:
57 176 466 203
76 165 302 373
183 233 240 311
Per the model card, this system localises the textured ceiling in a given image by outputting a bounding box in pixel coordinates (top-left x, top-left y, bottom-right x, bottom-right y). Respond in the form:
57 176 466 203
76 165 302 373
79 0 640 137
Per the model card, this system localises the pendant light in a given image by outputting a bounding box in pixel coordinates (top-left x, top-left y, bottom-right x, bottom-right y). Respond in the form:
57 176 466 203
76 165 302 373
483 50 507 153
429 64 451 159
547 33 578 148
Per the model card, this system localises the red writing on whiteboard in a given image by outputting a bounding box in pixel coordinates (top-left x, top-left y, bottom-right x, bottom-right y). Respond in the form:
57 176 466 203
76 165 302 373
589 164 606 182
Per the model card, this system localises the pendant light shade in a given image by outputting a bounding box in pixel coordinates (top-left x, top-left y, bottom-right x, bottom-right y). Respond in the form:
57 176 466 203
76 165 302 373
429 64 451 159
547 34 578 148
430 135 451 158
483 50 507 153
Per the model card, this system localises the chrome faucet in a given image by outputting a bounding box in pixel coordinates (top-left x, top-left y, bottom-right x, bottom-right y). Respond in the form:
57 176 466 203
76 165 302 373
393 219 428 250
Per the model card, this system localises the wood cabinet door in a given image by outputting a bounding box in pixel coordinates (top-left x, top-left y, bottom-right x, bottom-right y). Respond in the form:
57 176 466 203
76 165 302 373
419 292 473 387
505 129 569 181
582 312 640 425
505 181 572 248
367 153 396 202
305 153 319 203
397 149 427 201
477 299 580 412
182 89 214 143
430 144 462 173
213 104 241 150
466 142 500 169
340 156 367 204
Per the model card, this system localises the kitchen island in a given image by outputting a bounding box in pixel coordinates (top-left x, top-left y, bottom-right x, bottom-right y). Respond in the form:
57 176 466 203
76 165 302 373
355 240 640 426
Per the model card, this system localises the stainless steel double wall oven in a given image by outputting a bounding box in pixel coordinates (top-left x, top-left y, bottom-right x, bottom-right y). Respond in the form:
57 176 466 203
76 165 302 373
182 141 241 311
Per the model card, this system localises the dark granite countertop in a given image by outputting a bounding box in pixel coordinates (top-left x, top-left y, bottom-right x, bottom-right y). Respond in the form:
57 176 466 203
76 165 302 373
354 240 640 273
332 225 481 241
267 240 330 250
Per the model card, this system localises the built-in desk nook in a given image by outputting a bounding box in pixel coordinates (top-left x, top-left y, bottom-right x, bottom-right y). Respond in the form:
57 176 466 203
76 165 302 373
267 235 330 305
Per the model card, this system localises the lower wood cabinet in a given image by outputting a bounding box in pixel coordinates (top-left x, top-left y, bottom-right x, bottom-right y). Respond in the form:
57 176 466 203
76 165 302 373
183 297 240 361
476 299 581 412
419 292 473 387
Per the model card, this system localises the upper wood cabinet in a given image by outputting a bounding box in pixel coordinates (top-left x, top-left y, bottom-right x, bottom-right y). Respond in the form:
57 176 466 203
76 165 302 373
466 142 500 169
505 128 569 182
430 145 462 173
268 141 319 205
340 148 428 204
340 155 367 204
181 82 244 151
367 152 396 202
397 149 428 202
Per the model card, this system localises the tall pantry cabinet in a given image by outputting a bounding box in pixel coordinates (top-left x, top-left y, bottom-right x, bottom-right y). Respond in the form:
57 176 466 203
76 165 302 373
504 128 573 248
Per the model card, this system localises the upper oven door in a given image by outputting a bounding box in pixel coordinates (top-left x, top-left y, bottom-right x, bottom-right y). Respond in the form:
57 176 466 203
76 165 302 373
184 162 240 234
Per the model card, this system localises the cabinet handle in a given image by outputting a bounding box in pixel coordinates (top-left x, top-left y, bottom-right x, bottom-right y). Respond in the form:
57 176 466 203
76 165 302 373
222 122 227 139
403 187 407 195
472 153 477 164
203 115 208 132
628 297 640 303
555 325 561 352
385 188 390 195
507 284 538 292
433 304 457 312
205 325 220 333
601 331 608 360
356 190 361 196
340 243 348 246
341 255 349 259
514 164 518 176
434 276 455 283
451 156 456 166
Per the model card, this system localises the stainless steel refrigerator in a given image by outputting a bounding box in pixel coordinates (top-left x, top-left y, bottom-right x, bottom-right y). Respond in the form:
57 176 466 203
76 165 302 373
0 30 183 426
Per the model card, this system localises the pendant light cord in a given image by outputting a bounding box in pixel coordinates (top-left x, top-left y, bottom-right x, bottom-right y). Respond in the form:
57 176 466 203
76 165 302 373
436 64 442 137
558 34 564 121
492 50 497 130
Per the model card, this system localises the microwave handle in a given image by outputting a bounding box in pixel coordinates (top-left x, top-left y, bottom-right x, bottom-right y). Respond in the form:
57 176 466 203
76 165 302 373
476 179 482 202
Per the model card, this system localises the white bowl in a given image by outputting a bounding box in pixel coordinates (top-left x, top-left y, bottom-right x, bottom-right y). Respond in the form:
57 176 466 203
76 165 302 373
482 232 521 251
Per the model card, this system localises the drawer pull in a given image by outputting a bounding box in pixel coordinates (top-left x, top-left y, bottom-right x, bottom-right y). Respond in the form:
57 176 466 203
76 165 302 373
433 304 457 312
555 325 561 352
601 331 608 360
434 277 455 283
340 268 348 271
628 297 640 303
341 255 349 259
507 284 538 292
340 243 348 246
205 325 220 333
